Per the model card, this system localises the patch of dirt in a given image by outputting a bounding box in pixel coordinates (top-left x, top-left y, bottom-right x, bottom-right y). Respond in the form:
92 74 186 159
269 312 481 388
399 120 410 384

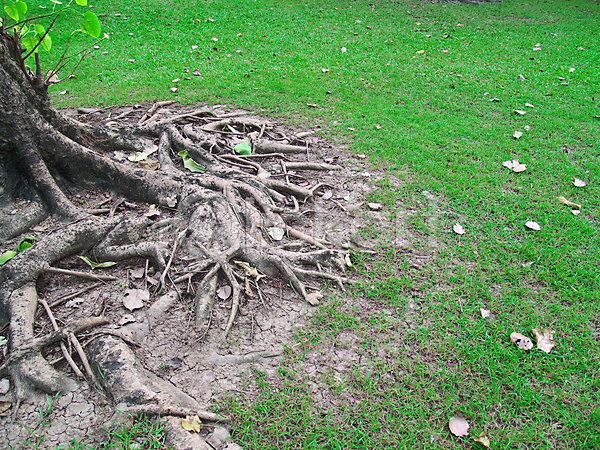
0 102 430 449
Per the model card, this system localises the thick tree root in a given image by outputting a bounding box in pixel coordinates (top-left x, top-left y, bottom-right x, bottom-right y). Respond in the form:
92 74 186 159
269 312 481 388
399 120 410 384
1 26 354 447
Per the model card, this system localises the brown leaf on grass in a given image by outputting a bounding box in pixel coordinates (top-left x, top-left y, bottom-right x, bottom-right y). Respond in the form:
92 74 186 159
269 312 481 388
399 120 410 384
525 221 540 231
181 415 202 432
474 432 491 448
573 178 587 187
510 332 533 350
525 103 535 108
571 210 580 216
557 196 581 210
532 327 555 353
503 160 527 173
453 223 465 235
480 308 490 318
123 289 149 311
449 416 470 437
515 110 526 115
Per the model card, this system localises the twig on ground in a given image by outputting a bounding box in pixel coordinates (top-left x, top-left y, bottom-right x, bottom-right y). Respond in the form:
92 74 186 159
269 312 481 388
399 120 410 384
45 267 117 281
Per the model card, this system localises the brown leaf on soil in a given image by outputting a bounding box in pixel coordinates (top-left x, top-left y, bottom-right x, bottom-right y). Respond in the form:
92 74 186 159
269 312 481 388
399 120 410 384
181 415 202 432
449 416 470 437
510 332 533 350
123 289 149 311
217 285 232 300
367 202 382 211
0 401 11 415
532 327 555 353
305 291 323 306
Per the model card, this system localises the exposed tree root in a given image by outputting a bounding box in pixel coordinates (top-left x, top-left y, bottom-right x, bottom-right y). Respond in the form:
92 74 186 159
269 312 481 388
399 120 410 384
0 25 353 446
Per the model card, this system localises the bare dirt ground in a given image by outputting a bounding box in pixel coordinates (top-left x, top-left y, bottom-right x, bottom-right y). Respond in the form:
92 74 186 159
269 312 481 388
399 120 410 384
0 102 441 449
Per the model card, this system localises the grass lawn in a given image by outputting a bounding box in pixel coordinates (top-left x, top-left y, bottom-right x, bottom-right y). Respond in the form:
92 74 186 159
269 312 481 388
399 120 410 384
37 0 599 448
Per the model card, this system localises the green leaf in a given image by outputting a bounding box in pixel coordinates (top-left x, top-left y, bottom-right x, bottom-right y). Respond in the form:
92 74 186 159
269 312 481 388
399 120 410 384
34 24 51 51
234 141 252 155
22 36 37 54
4 5 19 22
82 11 100 38
178 150 205 173
17 236 36 252
15 1 27 16
75 0 87 5
78 256 117 269
0 251 17 266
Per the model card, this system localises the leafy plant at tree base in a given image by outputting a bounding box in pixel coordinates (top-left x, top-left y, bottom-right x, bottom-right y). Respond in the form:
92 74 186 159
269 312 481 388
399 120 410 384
1 0 105 83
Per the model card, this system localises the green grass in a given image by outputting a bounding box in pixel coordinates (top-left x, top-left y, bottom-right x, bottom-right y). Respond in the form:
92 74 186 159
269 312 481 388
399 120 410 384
27 0 600 448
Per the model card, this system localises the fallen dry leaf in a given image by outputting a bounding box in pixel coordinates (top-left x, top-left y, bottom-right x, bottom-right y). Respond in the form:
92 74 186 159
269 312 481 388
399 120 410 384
268 227 285 241
234 261 265 281
217 285 232 300
416 50 425 54
557 196 581 210
367 202 382 211
145 204 160 218
322 191 333 200
525 221 541 231
449 416 470 437
515 110 526 115
305 291 323 306
0 401 11 415
510 332 534 350
573 178 587 187
513 131 523 139
473 432 491 448
170 87 178 93
532 327 555 353
480 308 490 318
525 103 535 108
123 289 149 311
181 415 202 432
571 210 581 216
118 314 137 326
569 67 575 73
453 223 465 235
321 68 329 73
503 160 527 172
130 267 145 279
